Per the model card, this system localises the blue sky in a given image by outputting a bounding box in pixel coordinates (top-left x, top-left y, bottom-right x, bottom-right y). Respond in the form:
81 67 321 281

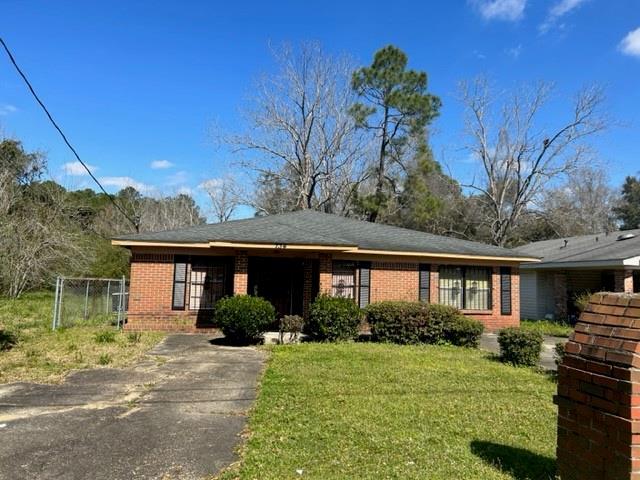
1 0 639 219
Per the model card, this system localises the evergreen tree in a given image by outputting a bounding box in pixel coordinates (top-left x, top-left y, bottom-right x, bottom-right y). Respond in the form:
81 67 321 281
350 45 441 222
614 176 640 230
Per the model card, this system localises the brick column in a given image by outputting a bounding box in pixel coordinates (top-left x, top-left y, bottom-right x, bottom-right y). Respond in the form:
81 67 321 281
233 250 248 295
302 259 313 319
554 272 568 320
491 266 500 315
615 270 635 294
318 253 333 295
556 293 640 480
429 264 439 304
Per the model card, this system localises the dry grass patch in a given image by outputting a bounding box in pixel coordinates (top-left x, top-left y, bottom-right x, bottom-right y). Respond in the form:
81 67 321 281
0 291 164 384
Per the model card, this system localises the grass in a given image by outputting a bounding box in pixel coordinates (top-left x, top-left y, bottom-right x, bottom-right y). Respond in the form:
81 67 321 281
0 291 165 384
520 319 573 337
221 343 557 480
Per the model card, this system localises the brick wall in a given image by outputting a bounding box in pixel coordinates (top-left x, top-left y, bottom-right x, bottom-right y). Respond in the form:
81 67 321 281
126 247 520 332
370 262 419 302
615 270 635 294
556 293 640 480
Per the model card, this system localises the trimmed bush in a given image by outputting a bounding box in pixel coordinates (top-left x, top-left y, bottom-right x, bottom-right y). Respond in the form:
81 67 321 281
366 301 429 344
498 328 543 366
444 316 484 348
215 295 276 344
307 295 362 342
365 301 483 347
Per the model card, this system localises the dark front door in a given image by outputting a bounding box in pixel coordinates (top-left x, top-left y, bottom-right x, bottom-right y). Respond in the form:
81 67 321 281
248 257 304 319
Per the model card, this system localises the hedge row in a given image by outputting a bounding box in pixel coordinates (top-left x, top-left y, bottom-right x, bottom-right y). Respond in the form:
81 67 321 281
365 301 484 348
213 295 484 349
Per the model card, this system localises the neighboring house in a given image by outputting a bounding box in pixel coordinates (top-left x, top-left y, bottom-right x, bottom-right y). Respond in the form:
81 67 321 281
517 230 640 320
112 210 537 332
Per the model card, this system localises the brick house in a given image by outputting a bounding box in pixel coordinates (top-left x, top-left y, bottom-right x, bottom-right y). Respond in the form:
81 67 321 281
517 230 640 321
112 210 537 332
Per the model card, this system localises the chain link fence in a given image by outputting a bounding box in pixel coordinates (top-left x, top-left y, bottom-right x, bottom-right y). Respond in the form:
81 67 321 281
52 276 128 330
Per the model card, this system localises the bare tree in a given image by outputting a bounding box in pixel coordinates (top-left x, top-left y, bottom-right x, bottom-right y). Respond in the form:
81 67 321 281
201 176 241 222
461 78 607 246
227 42 367 215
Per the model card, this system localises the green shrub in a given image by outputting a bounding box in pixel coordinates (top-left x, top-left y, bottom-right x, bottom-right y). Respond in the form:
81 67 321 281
444 316 484 348
555 342 566 366
94 330 116 344
215 295 276 344
366 301 430 344
0 329 18 351
307 295 362 342
365 301 483 347
498 328 543 367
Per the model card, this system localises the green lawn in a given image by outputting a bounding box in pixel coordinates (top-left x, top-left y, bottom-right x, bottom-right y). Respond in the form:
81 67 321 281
520 319 573 338
0 291 165 383
221 343 557 480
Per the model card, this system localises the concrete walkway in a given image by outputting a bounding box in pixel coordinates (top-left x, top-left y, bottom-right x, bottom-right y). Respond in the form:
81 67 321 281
480 333 568 371
0 334 265 480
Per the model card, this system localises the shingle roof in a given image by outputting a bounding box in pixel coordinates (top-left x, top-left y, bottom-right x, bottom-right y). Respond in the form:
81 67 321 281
114 210 530 259
516 229 640 268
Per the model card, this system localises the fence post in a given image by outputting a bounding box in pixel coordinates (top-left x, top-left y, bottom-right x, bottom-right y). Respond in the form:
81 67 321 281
52 276 60 330
106 280 111 314
117 275 126 329
83 279 90 320
57 277 65 329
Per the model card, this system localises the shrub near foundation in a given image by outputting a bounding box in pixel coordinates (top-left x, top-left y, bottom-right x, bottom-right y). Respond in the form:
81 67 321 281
307 295 362 342
365 301 483 347
215 295 276 344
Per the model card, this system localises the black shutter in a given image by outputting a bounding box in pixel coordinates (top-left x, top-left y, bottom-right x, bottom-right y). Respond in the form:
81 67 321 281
172 255 188 310
500 267 512 315
419 264 430 302
358 261 371 307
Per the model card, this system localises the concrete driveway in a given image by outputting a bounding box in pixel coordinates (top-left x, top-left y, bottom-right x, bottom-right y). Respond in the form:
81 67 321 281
0 334 265 480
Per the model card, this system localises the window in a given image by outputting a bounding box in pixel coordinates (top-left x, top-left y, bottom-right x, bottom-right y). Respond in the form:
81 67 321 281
332 261 356 299
439 266 492 310
189 259 226 310
358 262 371 307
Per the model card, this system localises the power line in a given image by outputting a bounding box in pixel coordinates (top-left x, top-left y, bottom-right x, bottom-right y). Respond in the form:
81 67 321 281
0 36 140 232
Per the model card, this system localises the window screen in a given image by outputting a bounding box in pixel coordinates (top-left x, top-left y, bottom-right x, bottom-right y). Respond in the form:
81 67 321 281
439 266 492 311
332 261 356 299
189 259 226 310
358 261 371 307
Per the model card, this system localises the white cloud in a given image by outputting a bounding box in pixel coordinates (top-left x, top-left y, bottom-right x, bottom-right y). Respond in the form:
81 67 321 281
62 161 98 176
199 178 223 192
99 176 153 193
0 104 17 116
165 170 188 186
150 159 173 169
540 0 589 34
176 186 194 196
620 27 640 58
505 44 523 59
470 0 526 21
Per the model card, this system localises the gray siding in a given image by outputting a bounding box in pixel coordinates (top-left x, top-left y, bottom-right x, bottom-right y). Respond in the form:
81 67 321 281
520 271 539 319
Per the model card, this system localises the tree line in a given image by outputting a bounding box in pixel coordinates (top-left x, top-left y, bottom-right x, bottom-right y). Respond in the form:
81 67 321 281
2 43 639 297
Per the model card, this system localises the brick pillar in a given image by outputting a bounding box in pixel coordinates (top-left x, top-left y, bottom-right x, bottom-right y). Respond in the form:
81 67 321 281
429 264 439 304
615 270 635 294
318 253 333 295
556 293 640 480
233 250 248 295
302 259 313 319
554 272 568 320
491 266 500 315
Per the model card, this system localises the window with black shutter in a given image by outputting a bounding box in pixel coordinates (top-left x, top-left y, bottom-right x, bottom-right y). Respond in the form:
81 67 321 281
500 267 512 315
358 262 371 307
172 255 188 310
419 264 430 302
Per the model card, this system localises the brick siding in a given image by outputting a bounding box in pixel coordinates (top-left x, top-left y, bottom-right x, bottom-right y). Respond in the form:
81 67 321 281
556 293 640 480
126 247 520 332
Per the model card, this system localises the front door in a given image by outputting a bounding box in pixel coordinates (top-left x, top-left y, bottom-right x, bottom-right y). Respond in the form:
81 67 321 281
248 257 304 319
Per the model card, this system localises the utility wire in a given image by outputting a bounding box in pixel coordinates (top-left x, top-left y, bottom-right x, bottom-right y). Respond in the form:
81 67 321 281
0 36 140 232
